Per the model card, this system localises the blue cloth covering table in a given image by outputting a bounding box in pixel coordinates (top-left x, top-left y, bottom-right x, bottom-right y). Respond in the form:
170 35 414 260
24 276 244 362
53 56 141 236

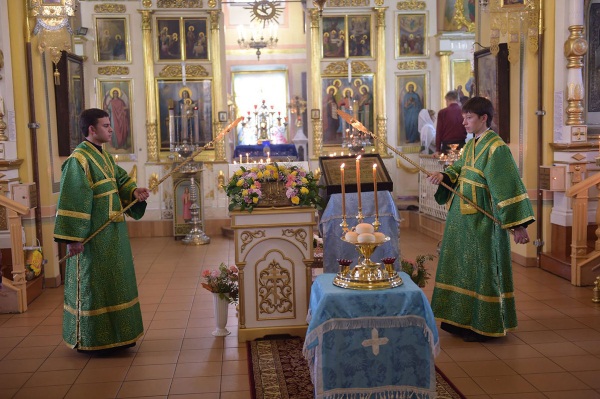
319 191 401 273
303 273 440 399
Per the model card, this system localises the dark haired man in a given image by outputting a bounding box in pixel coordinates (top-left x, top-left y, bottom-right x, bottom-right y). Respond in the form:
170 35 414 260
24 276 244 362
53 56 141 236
435 90 467 155
427 97 534 342
54 108 150 353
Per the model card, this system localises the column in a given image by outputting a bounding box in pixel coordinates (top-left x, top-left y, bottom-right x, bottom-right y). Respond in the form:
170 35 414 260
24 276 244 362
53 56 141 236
309 9 323 158
374 7 387 155
210 10 226 161
436 50 453 106
139 9 159 162
564 1 587 126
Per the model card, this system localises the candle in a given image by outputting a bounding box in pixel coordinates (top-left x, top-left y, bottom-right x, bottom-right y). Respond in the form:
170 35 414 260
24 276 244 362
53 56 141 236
246 153 249 163
240 154 243 163
373 163 378 218
340 163 346 217
356 155 362 210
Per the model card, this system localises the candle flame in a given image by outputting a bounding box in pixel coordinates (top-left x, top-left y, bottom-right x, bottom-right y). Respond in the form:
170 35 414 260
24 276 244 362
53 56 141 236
340 163 345 169
356 155 361 160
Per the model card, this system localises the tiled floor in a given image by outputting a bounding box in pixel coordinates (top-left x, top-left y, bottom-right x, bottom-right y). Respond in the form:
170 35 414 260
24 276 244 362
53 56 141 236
0 228 599 398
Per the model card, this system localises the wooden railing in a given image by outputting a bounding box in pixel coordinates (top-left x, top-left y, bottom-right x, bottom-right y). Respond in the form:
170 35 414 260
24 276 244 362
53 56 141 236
0 195 30 313
565 172 600 286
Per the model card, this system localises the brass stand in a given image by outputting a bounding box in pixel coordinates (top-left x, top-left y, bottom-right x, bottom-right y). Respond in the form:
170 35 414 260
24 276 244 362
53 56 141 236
333 237 403 290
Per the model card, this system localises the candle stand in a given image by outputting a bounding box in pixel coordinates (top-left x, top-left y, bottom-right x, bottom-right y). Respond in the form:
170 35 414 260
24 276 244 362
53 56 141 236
176 142 210 245
333 235 403 290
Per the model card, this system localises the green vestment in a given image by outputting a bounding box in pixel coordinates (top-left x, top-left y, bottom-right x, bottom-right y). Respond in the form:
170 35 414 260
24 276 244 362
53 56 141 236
54 141 146 350
433 131 534 337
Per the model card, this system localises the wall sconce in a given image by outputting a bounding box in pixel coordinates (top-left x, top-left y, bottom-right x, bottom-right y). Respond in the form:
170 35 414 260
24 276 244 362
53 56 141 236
76 26 89 36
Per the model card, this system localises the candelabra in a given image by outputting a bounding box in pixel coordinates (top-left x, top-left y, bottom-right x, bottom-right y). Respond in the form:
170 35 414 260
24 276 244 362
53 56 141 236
242 99 287 144
438 144 462 168
175 141 210 245
237 23 278 61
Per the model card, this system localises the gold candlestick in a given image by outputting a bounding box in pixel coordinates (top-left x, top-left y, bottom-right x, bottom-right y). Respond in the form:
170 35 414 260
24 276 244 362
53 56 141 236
373 163 380 232
340 163 348 233
356 155 363 222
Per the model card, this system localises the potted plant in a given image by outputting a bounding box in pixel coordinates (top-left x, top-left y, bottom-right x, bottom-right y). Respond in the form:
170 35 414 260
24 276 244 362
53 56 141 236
400 254 435 288
201 263 239 336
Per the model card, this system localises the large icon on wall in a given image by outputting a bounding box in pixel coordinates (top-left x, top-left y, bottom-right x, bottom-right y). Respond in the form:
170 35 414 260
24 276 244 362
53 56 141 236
97 79 134 155
396 12 427 58
156 79 213 152
322 15 372 59
94 16 131 63
321 75 374 146
156 17 209 61
397 73 427 146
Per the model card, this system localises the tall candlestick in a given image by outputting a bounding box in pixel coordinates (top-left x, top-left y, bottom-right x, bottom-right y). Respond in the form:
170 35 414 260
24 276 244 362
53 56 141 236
373 163 378 218
356 155 362 214
340 163 346 216
246 153 249 163
240 154 243 163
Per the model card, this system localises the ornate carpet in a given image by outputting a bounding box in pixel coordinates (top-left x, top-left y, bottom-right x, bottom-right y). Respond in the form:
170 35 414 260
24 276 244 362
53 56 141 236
247 336 465 399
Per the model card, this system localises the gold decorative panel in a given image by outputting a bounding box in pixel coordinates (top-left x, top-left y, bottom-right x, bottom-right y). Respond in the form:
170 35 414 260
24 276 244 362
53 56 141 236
323 61 371 75
282 229 308 250
396 0 426 10
98 66 130 75
327 0 369 6
241 230 266 253
158 64 209 78
257 258 293 316
397 60 427 70
94 4 126 13
157 0 203 8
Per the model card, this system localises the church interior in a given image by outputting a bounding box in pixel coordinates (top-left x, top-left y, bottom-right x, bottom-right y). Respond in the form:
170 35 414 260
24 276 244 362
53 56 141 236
0 0 600 397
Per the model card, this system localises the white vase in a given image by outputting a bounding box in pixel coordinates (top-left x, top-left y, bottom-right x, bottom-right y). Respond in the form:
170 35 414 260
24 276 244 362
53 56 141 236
212 293 231 336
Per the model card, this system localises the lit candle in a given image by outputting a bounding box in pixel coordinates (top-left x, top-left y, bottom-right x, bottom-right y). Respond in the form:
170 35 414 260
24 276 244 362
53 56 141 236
373 163 378 218
246 153 249 163
267 150 270 159
340 163 346 217
239 154 243 163
260 158 264 164
356 155 362 210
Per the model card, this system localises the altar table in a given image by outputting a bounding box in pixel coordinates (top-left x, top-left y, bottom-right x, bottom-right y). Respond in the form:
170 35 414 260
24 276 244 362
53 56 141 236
233 144 298 160
303 273 439 399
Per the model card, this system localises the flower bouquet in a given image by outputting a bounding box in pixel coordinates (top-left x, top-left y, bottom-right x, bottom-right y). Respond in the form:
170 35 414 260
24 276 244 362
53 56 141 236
201 263 239 304
400 254 435 288
225 162 324 213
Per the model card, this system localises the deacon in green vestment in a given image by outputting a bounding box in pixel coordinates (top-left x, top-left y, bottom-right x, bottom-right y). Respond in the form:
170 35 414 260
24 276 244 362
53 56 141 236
54 108 150 352
428 97 534 342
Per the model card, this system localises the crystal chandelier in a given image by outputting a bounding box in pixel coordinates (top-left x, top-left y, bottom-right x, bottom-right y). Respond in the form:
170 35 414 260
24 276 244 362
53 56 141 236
237 23 278 61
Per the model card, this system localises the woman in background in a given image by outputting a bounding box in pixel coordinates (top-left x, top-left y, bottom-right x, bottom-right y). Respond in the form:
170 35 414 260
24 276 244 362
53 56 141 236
418 108 436 154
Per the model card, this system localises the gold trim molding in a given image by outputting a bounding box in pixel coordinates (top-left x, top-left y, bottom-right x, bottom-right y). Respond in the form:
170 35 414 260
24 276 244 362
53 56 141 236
327 0 369 7
157 0 203 7
98 66 130 75
159 64 209 78
396 0 426 10
397 60 427 70
323 61 371 76
208 0 217 7
94 4 126 13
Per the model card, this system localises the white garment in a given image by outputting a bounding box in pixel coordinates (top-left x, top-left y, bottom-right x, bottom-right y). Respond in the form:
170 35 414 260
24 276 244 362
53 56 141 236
418 109 436 154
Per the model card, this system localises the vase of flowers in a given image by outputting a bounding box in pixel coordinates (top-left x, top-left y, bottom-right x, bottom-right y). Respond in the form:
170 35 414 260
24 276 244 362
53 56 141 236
400 254 435 288
225 162 323 213
201 263 239 336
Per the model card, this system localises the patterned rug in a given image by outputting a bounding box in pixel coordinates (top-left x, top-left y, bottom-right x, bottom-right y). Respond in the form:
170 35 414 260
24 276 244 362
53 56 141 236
247 336 465 399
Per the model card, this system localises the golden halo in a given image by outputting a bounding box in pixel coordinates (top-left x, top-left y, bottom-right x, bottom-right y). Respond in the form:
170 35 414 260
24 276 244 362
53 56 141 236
179 87 193 99
342 88 354 97
326 85 338 95
189 25 195 31
353 78 363 87
405 81 417 92
109 87 122 97
333 79 342 87
115 34 122 40
359 84 369 93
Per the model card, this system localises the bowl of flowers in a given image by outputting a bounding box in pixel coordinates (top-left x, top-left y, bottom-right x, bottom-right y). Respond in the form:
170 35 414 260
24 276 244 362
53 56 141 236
225 162 324 213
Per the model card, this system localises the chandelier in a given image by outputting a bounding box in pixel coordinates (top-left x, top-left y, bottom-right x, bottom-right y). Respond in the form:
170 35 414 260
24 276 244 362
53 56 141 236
237 23 278 61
